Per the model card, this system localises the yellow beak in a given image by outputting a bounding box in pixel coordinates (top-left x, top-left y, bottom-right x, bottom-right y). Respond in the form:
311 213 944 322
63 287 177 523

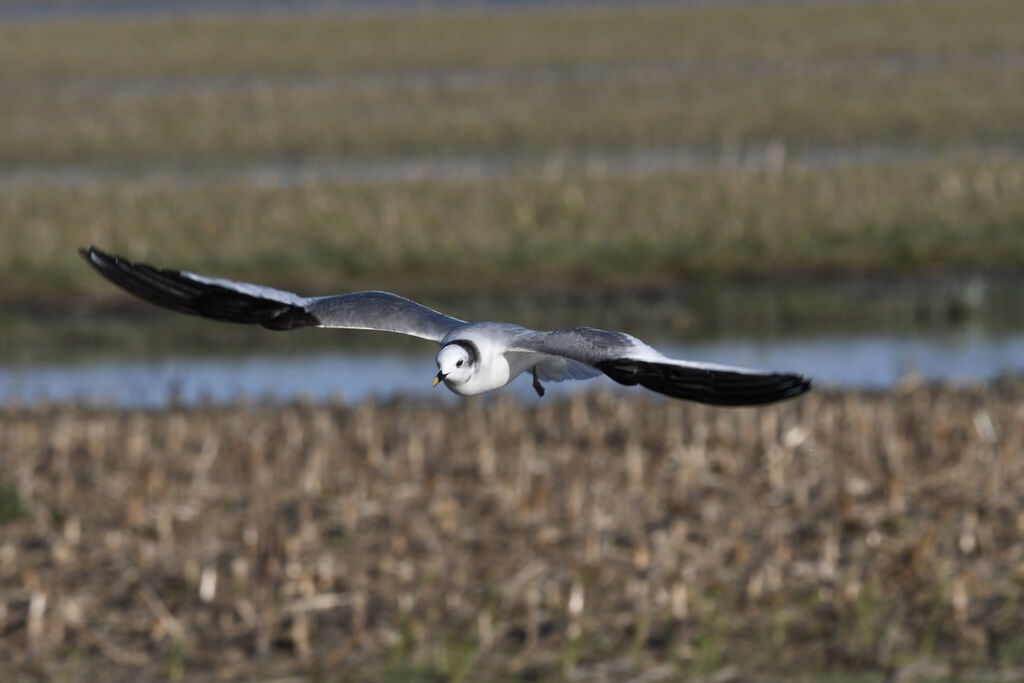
433 371 446 387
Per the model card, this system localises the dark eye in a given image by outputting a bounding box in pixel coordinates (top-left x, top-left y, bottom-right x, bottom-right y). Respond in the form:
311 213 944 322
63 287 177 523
456 360 464 367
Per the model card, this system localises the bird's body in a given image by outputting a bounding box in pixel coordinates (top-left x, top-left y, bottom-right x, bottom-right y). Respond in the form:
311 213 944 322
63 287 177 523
79 246 810 405
437 323 606 396
440 323 520 396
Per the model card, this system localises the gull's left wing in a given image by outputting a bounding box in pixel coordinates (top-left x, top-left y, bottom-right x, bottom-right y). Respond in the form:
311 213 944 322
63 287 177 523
79 246 465 342
509 327 810 406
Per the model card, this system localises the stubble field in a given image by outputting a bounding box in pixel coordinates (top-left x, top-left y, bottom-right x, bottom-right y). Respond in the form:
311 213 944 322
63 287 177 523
2 383 1023 681
4 2 1024 680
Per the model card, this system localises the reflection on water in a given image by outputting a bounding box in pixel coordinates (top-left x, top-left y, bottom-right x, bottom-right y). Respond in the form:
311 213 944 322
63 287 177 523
2 331 1023 408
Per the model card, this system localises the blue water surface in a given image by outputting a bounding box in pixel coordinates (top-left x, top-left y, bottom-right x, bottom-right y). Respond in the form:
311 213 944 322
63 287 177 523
2 330 1021 408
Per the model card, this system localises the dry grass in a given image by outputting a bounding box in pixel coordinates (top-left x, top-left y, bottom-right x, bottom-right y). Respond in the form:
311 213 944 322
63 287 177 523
3 64 1023 166
2 0 1023 303
2 1 1021 81
2 383 1024 680
4 162 1023 298
1 1 1022 165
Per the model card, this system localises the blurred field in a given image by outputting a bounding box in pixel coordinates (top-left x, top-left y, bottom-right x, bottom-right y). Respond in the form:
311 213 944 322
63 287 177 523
3 2 1024 164
3 62 1022 166
4 1 1022 81
2 383 1023 681
6 159 1023 361
6 163 1024 297
4 4 1024 682
2 0 1024 308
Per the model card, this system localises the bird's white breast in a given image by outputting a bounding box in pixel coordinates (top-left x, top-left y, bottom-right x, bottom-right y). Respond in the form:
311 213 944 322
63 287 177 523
440 324 518 395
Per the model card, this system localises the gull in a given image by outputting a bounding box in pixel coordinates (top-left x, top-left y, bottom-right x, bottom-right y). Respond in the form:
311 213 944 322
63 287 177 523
80 246 810 405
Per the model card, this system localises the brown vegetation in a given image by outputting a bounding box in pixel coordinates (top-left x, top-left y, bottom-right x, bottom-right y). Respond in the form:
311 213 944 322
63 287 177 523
2 383 1023 680
3 0 1024 302
8 163 1024 298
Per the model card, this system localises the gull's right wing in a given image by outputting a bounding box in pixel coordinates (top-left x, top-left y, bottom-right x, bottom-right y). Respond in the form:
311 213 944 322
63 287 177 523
79 246 465 343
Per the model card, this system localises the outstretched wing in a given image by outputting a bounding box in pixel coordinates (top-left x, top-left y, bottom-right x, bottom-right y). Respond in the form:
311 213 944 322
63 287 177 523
509 327 810 406
79 246 465 343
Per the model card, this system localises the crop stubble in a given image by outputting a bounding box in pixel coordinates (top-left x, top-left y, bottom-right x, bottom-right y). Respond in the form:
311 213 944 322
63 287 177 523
1 382 1022 679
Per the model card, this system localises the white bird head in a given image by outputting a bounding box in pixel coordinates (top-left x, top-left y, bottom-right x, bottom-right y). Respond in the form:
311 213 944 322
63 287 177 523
434 341 477 389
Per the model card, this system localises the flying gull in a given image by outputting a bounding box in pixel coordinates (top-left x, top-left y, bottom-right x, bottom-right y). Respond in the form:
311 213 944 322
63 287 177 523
80 246 810 405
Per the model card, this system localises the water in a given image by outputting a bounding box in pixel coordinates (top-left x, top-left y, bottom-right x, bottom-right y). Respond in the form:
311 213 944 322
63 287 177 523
0 0 894 22
3 330 1022 408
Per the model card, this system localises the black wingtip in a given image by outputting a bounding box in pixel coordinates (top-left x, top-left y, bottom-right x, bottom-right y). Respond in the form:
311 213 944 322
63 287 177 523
768 372 812 404
80 245 117 276
79 246 318 331
597 359 812 406
79 245 117 269
78 244 98 263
